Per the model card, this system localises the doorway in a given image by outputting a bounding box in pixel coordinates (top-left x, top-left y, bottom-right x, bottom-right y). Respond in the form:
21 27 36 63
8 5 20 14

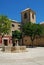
4 40 8 46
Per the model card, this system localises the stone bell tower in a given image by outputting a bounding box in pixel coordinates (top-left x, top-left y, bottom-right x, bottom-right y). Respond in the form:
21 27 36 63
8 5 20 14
21 8 36 24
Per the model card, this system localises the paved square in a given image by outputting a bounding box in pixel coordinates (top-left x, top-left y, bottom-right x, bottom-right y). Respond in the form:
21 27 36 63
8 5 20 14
0 47 44 65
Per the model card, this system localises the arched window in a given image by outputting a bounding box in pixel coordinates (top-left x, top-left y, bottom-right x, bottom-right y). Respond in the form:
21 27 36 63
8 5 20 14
24 13 27 19
32 13 34 19
12 24 15 27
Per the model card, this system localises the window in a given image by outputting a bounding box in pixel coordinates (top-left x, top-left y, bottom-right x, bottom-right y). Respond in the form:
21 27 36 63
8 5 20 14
24 13 27 19
18 25 21 27
32 13 34 19
12 24 15 27
29 13 30 20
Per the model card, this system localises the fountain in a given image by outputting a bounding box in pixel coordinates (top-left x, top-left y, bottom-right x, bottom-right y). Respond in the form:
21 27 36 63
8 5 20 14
11 39 26 53
14 39 20 52
2 38 26 53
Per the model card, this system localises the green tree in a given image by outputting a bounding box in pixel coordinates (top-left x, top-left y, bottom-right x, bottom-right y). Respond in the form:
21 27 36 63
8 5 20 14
40 24 44 36
12 30 22 46
22 22 42 47
0 15 11 36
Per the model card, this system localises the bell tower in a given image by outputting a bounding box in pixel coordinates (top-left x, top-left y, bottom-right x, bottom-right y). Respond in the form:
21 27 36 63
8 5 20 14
21 8 36 24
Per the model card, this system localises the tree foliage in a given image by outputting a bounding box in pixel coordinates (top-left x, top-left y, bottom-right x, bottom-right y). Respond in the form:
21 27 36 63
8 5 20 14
0 15 11 36
22 22 42 47
12 30 22 40
12 30 22 46
40 24 44 36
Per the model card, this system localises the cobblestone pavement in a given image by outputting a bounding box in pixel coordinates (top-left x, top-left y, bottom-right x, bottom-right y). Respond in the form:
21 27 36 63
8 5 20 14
0 47 44 65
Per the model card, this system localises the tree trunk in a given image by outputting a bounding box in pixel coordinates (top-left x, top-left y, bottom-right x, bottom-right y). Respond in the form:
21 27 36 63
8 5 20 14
31 40 34 48
22 36 24 45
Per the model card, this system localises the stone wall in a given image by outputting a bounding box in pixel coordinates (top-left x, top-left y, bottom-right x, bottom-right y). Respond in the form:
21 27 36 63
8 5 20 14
36 37 44 46
23 36 44 46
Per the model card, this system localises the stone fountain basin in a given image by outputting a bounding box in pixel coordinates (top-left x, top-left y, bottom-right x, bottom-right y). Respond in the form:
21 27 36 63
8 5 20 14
2 46 26 53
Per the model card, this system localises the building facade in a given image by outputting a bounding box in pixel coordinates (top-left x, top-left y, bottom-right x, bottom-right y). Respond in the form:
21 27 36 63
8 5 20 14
0 20 21 47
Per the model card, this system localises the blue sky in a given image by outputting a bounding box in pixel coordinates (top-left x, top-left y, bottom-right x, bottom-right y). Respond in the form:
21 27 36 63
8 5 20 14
0 0 44 23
